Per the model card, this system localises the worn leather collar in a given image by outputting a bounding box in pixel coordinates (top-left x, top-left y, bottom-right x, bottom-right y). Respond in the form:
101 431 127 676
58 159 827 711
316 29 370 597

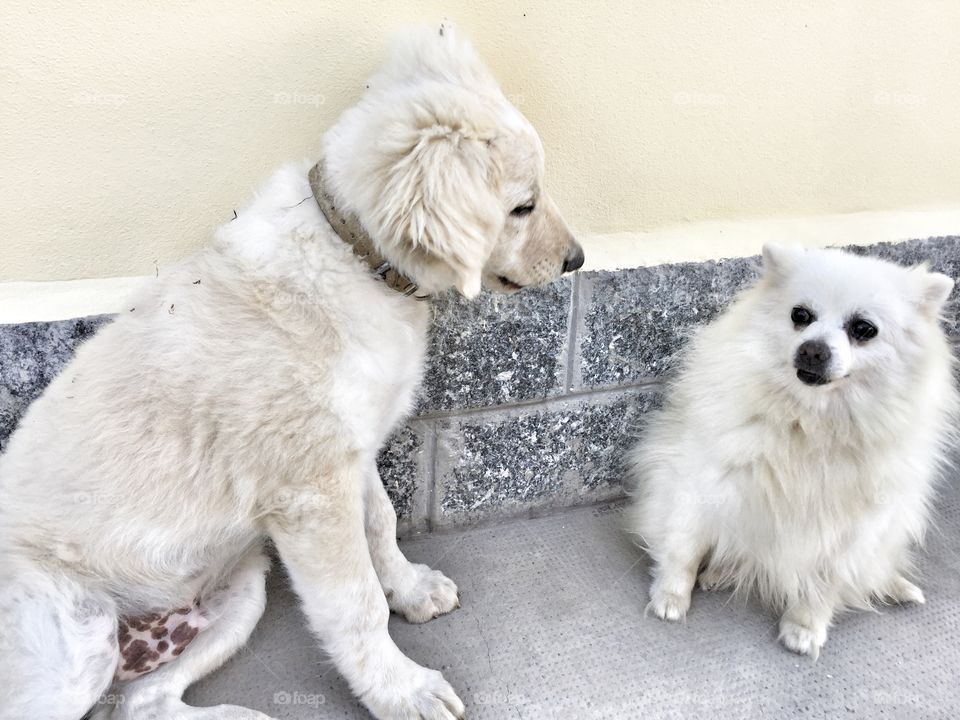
308 162 429 300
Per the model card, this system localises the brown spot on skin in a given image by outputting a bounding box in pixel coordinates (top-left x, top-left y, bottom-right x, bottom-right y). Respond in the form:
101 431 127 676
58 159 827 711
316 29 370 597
114 605 206 680
170 621 199 647
121 639 153 672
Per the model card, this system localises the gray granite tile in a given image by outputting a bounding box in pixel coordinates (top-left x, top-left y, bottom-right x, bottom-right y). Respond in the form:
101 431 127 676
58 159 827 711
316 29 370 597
434 388 662 526
376 422 431 525
420 278 572 413
575 258 756 388
0 316 113 452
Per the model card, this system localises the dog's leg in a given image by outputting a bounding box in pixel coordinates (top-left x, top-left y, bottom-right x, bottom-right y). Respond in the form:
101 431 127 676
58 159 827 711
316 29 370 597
647 544 704 622
778 592 836 660
364 463 459 623
267 464 465 720
0 566 118 720
104 548 275 720
644 510 709 622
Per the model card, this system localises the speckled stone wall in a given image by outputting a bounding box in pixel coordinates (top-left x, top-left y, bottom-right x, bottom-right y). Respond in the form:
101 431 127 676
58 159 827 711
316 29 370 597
2 236 958 532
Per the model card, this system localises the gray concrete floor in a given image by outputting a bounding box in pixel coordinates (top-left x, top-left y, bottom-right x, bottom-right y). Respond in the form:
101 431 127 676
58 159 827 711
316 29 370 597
188 485 960 720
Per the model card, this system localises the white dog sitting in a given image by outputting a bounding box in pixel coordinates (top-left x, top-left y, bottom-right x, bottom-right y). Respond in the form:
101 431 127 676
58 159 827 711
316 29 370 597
628 245 956 658
0 25 582 720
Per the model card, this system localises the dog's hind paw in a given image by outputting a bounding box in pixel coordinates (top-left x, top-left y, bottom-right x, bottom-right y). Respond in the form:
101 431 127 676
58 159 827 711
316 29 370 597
697 566 727 592
778 619 826 660
885 575 925 605
386 563 460 624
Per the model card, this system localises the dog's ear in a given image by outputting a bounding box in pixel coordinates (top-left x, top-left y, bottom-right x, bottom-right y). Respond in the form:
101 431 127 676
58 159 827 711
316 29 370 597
323 28 506 298
370 91 504 298
761 244 802 284
913 266 954 315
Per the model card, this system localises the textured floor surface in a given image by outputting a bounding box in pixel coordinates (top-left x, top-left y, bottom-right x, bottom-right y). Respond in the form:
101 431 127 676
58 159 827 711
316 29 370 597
187 481 960 720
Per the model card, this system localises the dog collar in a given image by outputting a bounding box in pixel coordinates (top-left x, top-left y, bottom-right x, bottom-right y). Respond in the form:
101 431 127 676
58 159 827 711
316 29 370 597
308 162 429 300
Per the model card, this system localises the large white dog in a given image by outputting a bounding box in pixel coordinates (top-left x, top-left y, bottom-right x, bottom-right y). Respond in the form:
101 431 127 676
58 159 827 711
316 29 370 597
0 26 582 720
628 245 956 659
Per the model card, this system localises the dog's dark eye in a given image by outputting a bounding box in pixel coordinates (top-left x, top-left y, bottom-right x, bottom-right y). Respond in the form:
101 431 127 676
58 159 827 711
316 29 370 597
791 306 815 327
511 203 535 217
849 318 878 342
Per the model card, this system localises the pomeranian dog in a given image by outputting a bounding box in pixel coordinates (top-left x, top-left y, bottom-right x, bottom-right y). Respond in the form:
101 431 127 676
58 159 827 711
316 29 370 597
627 244 957 658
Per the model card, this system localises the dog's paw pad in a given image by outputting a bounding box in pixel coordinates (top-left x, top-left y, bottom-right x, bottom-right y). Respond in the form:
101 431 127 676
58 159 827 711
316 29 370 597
388 564 460 624
647 590 690 622
779 620 825 659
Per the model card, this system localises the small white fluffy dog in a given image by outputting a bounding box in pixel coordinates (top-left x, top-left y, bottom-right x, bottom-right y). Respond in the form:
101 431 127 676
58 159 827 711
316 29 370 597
0 26 582 720
628 245 957 658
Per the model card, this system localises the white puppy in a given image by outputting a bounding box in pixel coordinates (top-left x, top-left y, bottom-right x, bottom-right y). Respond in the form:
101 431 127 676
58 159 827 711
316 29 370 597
627 245 956 658
0 25 582 720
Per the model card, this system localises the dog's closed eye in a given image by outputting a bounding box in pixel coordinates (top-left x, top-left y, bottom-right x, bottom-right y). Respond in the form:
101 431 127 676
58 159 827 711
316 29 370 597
510 203 535 217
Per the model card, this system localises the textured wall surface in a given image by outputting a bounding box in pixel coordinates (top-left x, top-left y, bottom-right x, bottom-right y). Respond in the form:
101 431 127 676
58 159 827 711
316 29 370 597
4 4 960 282
2 237 958 532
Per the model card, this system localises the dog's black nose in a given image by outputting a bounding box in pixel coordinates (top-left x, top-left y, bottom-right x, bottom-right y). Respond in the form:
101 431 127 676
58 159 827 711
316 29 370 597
796 340 831 369
793 340 830 385
563 244 585 273
795 340 832 385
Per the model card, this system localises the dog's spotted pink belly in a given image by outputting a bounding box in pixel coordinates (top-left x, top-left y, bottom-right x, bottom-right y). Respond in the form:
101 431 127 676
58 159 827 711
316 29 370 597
115 605 210 681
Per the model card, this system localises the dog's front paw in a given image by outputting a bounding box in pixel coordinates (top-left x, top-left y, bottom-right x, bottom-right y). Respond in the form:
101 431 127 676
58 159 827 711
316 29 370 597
362 664 465 720
778 618 827 659
386 563 460 624
647 588 691 622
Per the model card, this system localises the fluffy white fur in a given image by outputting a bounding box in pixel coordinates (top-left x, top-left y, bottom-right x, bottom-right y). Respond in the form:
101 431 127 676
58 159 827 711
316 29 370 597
0 25 580 720
627 245 957 658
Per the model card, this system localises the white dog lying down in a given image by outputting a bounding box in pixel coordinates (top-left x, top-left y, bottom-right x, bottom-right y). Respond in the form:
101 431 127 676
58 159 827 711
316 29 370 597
628 245 956 658
0 26 582 720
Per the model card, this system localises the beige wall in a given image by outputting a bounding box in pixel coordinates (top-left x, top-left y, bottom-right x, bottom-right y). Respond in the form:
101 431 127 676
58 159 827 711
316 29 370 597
2 1 960 283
